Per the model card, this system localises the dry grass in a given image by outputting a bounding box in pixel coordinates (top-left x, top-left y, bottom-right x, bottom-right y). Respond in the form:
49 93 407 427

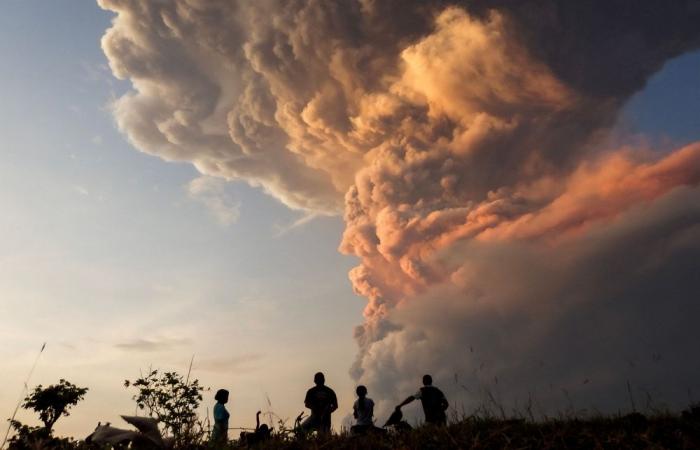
208 408 700 450
8 410 700 450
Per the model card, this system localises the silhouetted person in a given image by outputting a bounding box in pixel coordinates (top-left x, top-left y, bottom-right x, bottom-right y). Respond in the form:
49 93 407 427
396 374 448 425
383 406 412 432
351 385 385 435
301 372 338 433
254 411 271 440
211 389 230 444
350 386 374 433
240 411 271 445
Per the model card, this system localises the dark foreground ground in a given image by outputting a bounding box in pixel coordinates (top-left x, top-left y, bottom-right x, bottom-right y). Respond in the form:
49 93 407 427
228 410 700 450
10 410 700 450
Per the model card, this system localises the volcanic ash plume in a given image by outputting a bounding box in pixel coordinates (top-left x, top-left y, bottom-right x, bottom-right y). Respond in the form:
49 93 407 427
100 0 700 415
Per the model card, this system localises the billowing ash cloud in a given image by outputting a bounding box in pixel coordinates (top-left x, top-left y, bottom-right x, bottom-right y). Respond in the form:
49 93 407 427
100 0 700 416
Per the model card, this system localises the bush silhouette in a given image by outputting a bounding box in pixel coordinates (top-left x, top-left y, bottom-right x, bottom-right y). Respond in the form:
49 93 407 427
6 379 87 450
124 369 205 444
22 379 88 433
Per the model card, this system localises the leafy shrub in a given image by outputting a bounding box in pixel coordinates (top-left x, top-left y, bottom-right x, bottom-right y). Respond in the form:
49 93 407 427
6 379 88 450
22 380 88 433
124 369 206 445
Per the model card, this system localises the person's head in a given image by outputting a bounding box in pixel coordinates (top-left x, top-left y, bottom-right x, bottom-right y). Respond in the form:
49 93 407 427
314 372 325 386
214 389 229 404
356 385 367 398
422 374 433 386
259 423 270 435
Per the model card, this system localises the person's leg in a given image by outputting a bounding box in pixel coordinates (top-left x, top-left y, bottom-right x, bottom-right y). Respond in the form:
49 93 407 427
351 424 370 435
319 415 332 434
425 416 447 427
300 414 318 432
371 425 387 434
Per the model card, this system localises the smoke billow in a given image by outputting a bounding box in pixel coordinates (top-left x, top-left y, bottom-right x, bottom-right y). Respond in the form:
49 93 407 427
100 0 700 416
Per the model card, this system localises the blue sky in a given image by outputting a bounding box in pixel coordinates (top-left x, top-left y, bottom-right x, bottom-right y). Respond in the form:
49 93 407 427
1 1 699 437
622 49 700 145
0 1 363 435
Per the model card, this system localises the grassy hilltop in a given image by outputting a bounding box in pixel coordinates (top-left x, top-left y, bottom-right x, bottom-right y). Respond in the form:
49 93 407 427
7 373 699 449
8 410 700 450
229 412 700 450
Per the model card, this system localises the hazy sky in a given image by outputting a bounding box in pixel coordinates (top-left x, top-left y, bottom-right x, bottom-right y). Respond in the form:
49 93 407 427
1 1 699 439
0 1 364 436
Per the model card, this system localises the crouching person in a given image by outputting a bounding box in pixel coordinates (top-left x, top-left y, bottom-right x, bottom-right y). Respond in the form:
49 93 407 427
240 411 271 446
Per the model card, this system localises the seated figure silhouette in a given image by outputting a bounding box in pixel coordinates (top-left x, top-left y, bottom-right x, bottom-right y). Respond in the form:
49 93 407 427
383 406 412 432
351 385 385 435
211 389 230 443
396 374 449 426
300 372 338 434
239 411 271 445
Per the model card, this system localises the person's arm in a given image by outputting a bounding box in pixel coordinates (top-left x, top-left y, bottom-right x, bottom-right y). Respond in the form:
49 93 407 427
439 389 449 410
396 396 415 409
398 388 421 409
353 402 358 419
330 389 338 412
214 404 229 422
304 389 312 409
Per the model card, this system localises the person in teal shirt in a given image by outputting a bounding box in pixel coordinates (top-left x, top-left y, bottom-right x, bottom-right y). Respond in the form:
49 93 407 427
211 389 230 444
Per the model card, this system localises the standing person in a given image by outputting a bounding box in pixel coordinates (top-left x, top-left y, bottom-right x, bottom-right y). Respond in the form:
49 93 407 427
211 389 230 444
301 372 338 433
396 374 449 425
352 385 384 435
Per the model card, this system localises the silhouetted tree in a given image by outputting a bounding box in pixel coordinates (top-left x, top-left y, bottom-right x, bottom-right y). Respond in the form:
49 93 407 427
124 369 204 443
22 379 88 433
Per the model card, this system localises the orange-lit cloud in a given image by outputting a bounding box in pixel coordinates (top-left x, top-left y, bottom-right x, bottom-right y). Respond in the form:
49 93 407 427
100 0 700 418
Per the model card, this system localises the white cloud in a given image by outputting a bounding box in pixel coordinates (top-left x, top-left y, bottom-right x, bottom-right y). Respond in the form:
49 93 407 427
72 185 89 196
115 337 192 352
272 212 319 238
187 176 240 227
